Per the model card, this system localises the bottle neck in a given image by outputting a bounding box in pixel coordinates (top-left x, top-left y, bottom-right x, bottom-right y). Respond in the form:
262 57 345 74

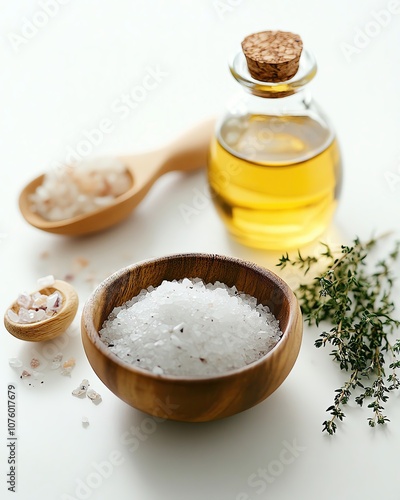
229 48 317 100
236 88 313 117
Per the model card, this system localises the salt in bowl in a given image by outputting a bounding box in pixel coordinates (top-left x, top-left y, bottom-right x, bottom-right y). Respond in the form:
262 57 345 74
81 253 303 422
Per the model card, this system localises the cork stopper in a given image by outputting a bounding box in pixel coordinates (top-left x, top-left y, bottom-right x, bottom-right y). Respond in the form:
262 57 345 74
241 30 303 83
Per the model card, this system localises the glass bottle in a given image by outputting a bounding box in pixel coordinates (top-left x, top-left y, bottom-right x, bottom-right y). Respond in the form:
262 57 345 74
207 47 342 250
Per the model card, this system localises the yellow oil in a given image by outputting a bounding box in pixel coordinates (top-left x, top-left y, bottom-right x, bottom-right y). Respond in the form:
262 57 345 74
207 114 342 249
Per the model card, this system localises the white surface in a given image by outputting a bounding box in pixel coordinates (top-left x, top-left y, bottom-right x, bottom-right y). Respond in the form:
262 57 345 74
1 1 400 499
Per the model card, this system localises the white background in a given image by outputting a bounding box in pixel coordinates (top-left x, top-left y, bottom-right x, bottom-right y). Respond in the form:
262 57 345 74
1 1 400 499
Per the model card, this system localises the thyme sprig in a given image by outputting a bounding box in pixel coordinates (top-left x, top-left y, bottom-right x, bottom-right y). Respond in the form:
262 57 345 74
277 237 400 434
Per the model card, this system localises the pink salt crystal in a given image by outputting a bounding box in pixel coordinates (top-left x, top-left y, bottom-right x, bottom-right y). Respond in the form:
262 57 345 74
37 275 55 288
7 309 20 323
32 294 47 309
34 309 46 322
17 292 31 309
46 292 61 310
61 358 76 375
19 308 35 323
30 358 41 369
63 358 75 368
21 370 31 378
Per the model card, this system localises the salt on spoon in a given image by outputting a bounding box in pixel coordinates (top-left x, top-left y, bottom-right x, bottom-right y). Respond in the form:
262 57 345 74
4 276 79 342
29 157 131 222
18 118 214 236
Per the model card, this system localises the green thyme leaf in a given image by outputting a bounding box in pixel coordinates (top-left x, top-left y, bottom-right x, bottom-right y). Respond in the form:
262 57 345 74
278 236 400 434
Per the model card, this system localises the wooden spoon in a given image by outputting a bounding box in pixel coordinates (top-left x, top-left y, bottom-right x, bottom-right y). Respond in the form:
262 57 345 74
19 118 215 236
4 280 79 342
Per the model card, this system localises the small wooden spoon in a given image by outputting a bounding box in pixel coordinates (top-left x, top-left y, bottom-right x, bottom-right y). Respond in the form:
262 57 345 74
19 118 215 236
4 280 79 342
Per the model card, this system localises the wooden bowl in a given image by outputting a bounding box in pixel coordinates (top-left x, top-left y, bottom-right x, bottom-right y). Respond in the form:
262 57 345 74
81 254 303 422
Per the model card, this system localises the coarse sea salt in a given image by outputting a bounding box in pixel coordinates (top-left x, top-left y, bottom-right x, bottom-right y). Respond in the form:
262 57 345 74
72 379 90 398
29 157 131 221
99 278 282 377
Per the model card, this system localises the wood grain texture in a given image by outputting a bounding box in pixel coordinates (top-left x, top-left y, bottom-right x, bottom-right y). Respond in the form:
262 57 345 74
81 254 303 422
18 118 215 236
4 280 79 342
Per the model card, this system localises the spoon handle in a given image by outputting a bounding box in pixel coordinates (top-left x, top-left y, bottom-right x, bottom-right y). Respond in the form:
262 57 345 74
124 118 215 193
159 117 215 174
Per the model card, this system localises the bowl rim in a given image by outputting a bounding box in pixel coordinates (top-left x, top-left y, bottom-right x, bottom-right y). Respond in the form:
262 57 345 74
82 252 301 383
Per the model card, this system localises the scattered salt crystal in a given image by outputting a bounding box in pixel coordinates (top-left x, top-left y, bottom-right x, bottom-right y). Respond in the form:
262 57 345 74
29 157 131 221
21 370 31 378
82 416 90 427
87 388 102 404
37 275 55 288
63 358 75 368
72 379 90 397
9 358 23 368
30 358 41 369
61 358 76 376
99 278 282 377
51 353 63 369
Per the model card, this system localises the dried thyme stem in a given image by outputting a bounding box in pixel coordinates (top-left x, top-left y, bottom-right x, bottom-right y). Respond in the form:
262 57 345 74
277 236 400 434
